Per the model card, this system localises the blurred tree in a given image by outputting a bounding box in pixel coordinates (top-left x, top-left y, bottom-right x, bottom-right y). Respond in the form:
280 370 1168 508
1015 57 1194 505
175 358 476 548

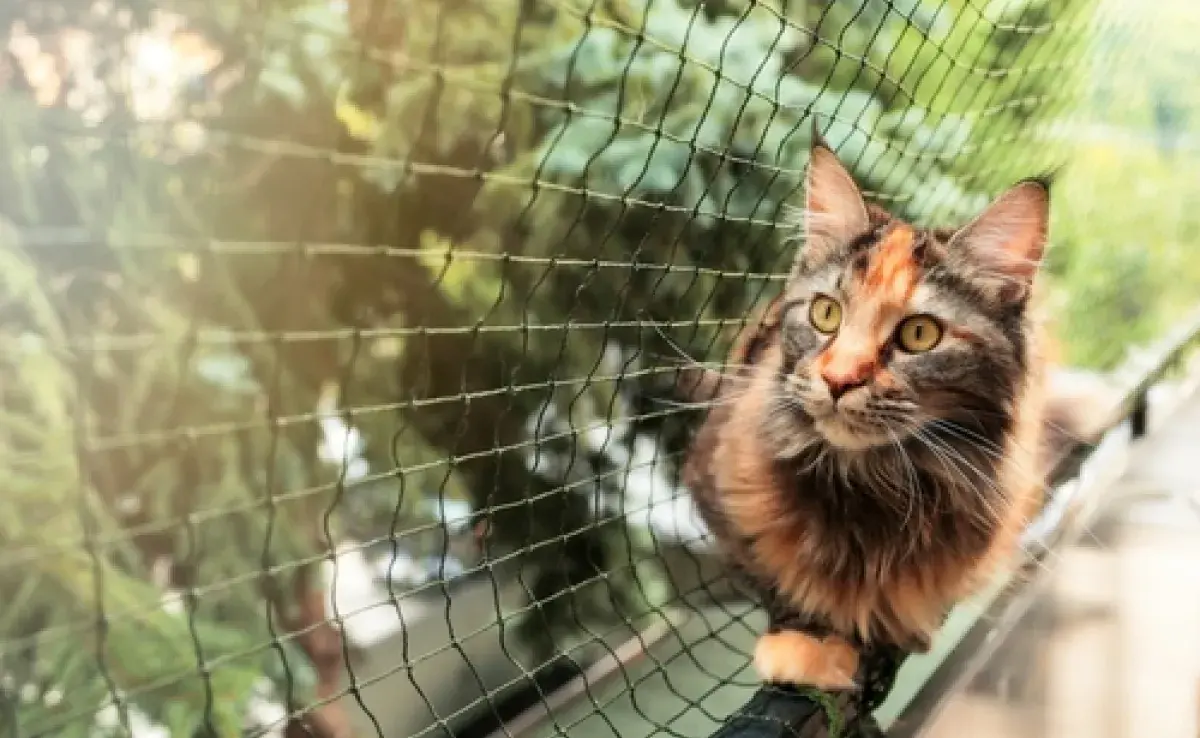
0 0 1096 735
0 5 354 736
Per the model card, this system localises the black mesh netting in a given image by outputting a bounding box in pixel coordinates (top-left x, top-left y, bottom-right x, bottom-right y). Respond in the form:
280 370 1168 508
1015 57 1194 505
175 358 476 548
1 0 1187 737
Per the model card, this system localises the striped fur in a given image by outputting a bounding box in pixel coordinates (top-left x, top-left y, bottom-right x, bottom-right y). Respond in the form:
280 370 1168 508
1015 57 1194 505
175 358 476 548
682 137 1061 688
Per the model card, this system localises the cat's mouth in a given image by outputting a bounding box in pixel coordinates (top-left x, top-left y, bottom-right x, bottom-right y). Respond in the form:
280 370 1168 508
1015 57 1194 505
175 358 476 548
812 412 896 451
773 375 907 453
800 388 902 451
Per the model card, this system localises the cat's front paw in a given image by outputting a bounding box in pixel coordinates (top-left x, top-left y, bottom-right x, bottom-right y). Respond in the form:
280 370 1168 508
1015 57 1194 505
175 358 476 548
753 630 859 691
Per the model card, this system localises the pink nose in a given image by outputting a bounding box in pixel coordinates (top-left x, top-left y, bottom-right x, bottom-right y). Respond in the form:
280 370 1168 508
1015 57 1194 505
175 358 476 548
821 357 875 400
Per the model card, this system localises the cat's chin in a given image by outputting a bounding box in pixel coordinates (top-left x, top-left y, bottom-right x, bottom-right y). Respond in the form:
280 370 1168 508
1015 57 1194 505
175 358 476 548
763 394 897 457
813 416 894 451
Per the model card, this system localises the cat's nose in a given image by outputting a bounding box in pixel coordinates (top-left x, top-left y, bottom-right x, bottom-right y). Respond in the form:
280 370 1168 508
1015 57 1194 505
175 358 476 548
822 374 867 401
821 359 875 400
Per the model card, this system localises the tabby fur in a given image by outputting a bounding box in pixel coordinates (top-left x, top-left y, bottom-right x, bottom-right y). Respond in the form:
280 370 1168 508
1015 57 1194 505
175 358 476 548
681 132 1069 689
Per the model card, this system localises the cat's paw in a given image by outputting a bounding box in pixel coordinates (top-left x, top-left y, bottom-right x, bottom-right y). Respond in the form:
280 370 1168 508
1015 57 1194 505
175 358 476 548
753 630 859 691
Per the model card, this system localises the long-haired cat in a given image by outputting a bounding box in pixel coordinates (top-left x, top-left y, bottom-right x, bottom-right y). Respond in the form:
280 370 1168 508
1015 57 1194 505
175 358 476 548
682 132 1071 690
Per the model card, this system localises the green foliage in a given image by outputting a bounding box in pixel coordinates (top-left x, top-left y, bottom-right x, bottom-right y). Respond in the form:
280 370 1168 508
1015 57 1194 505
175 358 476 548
0 0 1115 734
0 217 318 737
1044 0 1200 368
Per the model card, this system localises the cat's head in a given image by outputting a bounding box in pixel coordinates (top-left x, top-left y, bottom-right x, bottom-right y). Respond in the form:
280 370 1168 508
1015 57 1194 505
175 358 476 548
769 134 1049 454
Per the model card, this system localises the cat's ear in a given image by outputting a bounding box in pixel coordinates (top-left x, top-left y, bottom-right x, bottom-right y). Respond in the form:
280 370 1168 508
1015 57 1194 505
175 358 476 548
948 179 1050 304
801 129 870 264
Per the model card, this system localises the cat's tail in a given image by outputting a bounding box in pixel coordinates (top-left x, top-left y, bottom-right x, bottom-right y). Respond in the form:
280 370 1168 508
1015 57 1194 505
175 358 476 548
1039 368 1121 485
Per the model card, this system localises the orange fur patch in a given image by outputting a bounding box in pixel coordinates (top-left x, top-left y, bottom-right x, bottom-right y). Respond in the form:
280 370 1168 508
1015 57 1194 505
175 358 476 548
754 630 859 690
864 224 919 308
873 368 899 390
816 226 920 387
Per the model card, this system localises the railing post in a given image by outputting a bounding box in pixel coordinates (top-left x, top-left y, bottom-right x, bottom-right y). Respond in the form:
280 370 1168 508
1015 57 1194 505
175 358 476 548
1130 391 1149 439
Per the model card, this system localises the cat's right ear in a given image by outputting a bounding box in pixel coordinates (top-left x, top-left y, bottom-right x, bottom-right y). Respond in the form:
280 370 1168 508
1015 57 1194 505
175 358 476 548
800 126 870 267
947 178 1050 305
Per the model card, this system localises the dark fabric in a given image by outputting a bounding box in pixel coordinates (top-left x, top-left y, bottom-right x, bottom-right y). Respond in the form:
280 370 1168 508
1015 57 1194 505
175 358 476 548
708 684 830 738
708 633 909 738
855 642 908 714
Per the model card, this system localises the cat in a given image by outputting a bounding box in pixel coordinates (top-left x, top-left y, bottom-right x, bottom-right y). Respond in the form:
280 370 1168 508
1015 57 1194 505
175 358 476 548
680 131 1084 691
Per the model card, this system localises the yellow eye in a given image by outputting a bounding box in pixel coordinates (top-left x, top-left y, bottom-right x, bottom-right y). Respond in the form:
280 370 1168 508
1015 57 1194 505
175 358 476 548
897 315 943 353
809 295 842 334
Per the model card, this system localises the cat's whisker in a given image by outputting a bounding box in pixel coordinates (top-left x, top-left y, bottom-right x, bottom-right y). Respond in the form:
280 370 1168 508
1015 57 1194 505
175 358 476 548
666 363 754 385
958 404 1083 447
648 395 740 410
648 320 709 366
908 424 1061 575
930 421 1111 561
887 428 921 546
904 424 1016 537
647 321 766 402
670 365 755 404
910 425 1012 517
659 357 755 372
926 419 1063 506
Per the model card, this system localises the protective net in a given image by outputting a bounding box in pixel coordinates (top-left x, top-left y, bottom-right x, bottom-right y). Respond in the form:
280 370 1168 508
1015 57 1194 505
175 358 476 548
3 0 1196 736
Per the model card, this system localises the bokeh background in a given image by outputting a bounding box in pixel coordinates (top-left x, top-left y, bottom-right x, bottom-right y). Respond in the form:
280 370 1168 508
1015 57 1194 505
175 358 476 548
4 0 1200 736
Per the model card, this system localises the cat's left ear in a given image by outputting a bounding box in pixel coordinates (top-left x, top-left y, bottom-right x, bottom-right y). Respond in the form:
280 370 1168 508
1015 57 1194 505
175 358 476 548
948 179 1050 304
799 126 871 267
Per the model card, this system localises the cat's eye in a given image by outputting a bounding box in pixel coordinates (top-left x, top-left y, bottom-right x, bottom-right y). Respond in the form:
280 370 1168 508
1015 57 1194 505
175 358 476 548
896 315 943 353
809 295 842 334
